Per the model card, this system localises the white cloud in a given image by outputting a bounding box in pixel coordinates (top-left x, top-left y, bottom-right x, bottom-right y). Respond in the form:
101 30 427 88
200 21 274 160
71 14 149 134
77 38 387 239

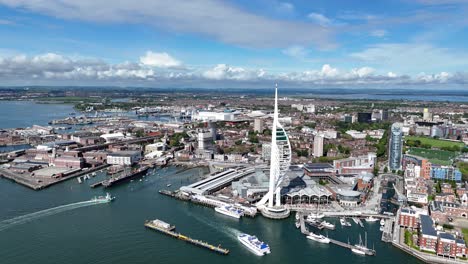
282 45 309 59
277 2 294 13
0 0 333 49
307 12 333 26
370 29 387 37
350 43 468 73
1 52 468 87
202 64 266 81
139 51 182 68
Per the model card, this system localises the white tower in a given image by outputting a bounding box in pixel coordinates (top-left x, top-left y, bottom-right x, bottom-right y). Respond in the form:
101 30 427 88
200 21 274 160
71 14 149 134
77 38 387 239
258 84 291 219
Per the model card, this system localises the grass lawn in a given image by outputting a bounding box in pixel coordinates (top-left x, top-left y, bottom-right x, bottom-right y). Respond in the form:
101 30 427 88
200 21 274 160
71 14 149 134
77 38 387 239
405 136 465 149
462 228 468 243
407 148 456 165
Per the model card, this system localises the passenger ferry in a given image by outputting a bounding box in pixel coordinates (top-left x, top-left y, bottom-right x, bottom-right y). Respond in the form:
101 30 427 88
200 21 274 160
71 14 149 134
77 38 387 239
307 232 330 244
237 233 271 256
215 205 244 219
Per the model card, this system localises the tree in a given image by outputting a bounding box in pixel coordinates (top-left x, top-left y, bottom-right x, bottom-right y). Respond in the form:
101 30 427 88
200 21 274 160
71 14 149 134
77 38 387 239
384 166 388 173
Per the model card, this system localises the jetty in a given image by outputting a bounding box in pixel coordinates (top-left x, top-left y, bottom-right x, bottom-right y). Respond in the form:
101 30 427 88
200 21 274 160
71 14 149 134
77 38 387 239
144 219 229 255
298 212 376 256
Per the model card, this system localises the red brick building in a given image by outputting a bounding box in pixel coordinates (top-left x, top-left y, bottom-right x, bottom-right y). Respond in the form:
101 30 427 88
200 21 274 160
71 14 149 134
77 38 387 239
399 208 419 229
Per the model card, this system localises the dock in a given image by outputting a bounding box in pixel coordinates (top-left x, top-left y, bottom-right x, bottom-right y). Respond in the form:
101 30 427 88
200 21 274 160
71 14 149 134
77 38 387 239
298 212 376 256
144 220 229 255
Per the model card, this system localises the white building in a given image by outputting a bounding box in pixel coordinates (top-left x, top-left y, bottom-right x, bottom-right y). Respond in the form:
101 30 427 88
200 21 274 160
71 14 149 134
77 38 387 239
145 142 167 153
305 104 315 113
198 131 213 150
254 118 264 133
313 134 324 157
193 111 235 121
346 130 367 139
107 151 142 165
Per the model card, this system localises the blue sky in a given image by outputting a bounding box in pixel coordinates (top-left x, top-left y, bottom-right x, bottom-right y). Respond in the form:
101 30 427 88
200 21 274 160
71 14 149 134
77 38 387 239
0 0 468 88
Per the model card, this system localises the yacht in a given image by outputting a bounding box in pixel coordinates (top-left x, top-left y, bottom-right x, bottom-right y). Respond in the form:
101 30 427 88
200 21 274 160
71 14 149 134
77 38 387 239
237 233 271 256
380 219 385 226
365 216 379 222
340 217 351 227
321 220 335 230
295 221 300 229
352 217 359 224
215 205 244 219
379 225 385 232
351 248 366 255
166 183 172 187
307 232 330 244
307 212 325 220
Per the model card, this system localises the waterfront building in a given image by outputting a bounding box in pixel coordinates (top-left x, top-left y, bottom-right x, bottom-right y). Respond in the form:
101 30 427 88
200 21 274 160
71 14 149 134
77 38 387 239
398 208 419 229
257 85 291 219
107 151 142 165
419 215 438 253
145 142 168 153
437 233 467 258
389 123 403 170
333 189 361 207
313 134 324 157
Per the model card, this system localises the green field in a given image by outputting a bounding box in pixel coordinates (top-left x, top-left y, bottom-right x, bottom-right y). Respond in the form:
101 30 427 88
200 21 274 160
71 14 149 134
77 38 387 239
406 147 456 165
405 136 465 149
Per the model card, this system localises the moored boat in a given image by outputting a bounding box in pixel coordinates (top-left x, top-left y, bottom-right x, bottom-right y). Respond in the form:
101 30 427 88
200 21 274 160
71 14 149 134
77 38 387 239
365 216 379 222
215 205 243 219
307 232 330 244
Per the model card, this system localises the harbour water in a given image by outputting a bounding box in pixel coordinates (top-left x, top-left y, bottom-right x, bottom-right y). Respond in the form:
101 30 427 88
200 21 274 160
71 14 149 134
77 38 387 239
0 101 423 263
0 166 421 264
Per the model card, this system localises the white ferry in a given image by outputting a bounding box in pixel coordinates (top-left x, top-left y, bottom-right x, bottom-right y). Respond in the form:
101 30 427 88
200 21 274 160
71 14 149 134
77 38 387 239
237 233 271 256
215 205 244 219
307 232 330 244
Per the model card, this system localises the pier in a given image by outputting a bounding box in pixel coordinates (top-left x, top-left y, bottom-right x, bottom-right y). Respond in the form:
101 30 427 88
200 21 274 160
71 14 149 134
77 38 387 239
159 190 258 217
298 212 376 256
144 221 229 255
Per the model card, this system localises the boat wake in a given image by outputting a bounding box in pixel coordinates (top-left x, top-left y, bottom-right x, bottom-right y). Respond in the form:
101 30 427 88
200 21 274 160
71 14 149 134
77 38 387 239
185 209 241 239
0 199 105 232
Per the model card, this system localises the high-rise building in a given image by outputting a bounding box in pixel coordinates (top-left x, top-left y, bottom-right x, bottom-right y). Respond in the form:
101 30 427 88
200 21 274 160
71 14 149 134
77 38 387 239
197 130 213 150
254 118 264 133
423 108 433 121
313 134 324 157
389 123 403 170
357 112 372 123
257 84 291 219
